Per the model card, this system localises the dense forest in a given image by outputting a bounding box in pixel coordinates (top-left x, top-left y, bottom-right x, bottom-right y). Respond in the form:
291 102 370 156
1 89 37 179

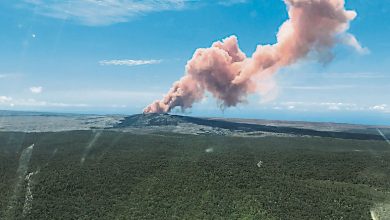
0 131 389 219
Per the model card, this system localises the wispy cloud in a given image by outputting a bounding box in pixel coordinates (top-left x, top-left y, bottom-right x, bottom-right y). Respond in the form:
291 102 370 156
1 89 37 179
321 72 389 79
30 86 43 94
0 96 13 103
0 73 23 79
267 101 390 113
283 72 389 80
23 0 187 25
99 59 162 66
22 0 248 26
218 0 248 6
0 89 161 109
279 101 360 111
369 104 390 113
0 96 89 108
283 85 357 90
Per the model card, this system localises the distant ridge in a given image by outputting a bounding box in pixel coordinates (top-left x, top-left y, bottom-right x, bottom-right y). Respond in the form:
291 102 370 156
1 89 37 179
0 110 83 116
0 110 388 140
115 114 384 141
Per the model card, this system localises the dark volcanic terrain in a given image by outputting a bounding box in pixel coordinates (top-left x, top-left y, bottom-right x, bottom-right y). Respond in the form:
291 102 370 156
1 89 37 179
1 110 389 140
114 113 389 140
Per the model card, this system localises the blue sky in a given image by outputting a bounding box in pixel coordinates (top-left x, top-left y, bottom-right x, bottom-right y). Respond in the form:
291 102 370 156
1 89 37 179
0 0 389 125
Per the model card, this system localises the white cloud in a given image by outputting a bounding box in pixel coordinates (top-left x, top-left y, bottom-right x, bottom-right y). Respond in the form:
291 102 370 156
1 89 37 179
283 72 389 80
0 89 160 111
266 101 390 113
322 72 389 79
370 104 387 111
0 96 89 108
0 96 13 103
30 86 43 94
283 85 357 90
0 90 158 110
22 0 248 26
328 105 340 110
281 101 356 107
276 101 362 112
369 104 390 113
22 0 187 26
0 73 22 79
99 59 162 66
47 89 162 109
218 0 248 6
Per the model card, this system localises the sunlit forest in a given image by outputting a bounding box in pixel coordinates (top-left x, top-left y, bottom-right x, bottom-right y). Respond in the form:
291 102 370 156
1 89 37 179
1 131 389 219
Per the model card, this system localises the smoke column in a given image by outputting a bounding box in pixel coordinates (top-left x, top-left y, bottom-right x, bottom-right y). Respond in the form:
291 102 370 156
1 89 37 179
144 0 364 114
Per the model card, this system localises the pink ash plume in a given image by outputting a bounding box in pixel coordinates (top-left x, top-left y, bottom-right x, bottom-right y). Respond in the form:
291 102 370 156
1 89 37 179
144 0 364 114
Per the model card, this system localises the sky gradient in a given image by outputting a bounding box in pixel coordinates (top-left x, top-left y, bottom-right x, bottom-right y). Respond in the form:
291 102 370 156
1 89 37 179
0 0 389 125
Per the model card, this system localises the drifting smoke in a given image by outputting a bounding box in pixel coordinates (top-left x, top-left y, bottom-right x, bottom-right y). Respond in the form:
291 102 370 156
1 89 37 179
144 0 365 113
